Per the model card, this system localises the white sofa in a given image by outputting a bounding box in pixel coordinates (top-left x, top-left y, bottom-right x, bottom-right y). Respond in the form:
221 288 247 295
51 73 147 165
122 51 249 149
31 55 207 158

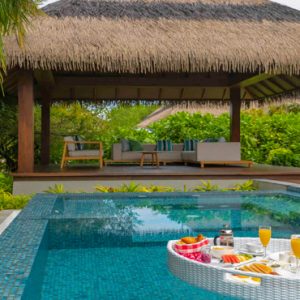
111 143 184 164
182 142 252 168
110 142 252 168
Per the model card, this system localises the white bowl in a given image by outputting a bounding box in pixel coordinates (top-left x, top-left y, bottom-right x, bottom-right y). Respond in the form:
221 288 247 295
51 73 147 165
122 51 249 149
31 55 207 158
211 246 234 259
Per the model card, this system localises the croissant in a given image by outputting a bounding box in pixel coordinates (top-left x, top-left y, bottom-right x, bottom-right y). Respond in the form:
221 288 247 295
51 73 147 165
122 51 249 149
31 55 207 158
181 237 198 244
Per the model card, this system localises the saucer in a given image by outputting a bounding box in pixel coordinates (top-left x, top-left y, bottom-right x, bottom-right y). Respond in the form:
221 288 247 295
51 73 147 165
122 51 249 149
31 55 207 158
239 247 264 256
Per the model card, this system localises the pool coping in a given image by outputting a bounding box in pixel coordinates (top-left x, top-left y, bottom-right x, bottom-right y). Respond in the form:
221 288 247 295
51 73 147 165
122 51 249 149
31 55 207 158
0 190 300 298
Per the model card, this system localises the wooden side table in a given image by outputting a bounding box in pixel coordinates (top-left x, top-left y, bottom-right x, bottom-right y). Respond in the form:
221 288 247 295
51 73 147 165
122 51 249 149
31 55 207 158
140 151 160 168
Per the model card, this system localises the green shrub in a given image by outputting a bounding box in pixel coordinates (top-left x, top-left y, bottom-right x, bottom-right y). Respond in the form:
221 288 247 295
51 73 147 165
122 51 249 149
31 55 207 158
95 180 256 193
0 173 13 193
0 190 31 210
44 184 67 194
266 148 296 166
192 180 220 192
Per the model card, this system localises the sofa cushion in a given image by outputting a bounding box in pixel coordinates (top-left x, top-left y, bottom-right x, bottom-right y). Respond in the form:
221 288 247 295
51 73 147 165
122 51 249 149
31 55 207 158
64 136 76 152
68 150 100 157
74 135 84 150
182 151 197 162
121 139 130 152
158 151 182 161
122 151 143 161
129 140 143 151
143 144 156 151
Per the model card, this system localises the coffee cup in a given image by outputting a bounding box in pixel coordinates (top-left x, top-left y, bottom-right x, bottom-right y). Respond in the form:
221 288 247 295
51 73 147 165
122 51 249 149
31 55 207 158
245 242 261 253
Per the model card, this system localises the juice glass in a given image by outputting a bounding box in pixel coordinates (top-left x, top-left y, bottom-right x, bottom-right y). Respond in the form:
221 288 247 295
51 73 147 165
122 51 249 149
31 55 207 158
291 234 300 273
259 226 271 257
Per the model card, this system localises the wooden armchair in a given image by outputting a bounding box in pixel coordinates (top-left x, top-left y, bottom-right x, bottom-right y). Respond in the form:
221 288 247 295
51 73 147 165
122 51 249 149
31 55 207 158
60 136 103 169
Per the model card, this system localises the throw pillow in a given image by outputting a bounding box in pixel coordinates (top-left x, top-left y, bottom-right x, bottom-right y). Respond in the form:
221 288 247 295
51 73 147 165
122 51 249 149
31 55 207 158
129 140 143 151
74 135 84 150
184 139 199 151
121 139 130 152
164 140 173 151
184 139 192 151
203 138 219 142
156 140 164 151
192 139 199 150
156 140 173 151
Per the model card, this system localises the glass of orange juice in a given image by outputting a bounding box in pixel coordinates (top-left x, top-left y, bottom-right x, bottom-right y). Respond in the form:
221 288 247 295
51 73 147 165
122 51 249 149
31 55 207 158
291 234 300 273
259 226 271 257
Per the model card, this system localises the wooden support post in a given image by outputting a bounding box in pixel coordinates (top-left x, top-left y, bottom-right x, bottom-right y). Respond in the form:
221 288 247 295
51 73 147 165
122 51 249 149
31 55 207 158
41 87 51 165
230 87 241 142
18 71 34 173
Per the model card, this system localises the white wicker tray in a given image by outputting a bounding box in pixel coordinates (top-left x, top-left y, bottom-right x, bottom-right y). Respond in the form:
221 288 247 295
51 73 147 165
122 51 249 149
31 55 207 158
168 238 300 300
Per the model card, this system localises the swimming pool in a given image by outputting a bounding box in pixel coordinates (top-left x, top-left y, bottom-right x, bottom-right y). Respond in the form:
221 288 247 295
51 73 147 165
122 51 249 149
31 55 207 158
1 190 300 299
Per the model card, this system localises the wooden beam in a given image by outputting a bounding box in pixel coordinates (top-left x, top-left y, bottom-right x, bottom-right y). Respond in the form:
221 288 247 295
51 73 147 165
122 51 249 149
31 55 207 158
246 86 265 98
251 84 271 96
34 70 55 87
244 87 256 99
221 88 227 100
279 75 299 89
234 74 275 89
201 88 206 99
55 74 249 87
179 88 184 99
158 88 162 100
267 77 286 91
40 87 51 166
230 87 241 142
258 81 278 94
18 71 34 173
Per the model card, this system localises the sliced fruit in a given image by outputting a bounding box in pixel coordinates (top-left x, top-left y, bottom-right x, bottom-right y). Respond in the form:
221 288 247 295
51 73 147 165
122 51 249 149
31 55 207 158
253 263 272 274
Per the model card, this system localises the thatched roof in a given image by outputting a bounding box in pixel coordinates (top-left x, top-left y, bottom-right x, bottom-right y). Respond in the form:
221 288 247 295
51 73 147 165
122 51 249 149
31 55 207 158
3 0 300 75
138 99 300 127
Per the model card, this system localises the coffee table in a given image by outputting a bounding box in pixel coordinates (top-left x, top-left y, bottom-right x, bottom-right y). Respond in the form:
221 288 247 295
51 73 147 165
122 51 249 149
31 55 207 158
140 151 159 168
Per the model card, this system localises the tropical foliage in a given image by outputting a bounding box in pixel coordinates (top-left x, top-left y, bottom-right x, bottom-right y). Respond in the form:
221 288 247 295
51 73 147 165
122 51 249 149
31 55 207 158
149 105 300 167
94 180 255 193
0 0 42 84
0 173 31 209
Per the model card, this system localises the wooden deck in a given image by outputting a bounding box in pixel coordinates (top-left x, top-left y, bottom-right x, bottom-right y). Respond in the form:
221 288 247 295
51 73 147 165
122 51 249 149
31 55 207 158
12 163 300 181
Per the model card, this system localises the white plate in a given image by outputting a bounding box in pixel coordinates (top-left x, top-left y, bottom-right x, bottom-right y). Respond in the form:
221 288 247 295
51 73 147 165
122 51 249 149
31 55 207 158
239 248 264 256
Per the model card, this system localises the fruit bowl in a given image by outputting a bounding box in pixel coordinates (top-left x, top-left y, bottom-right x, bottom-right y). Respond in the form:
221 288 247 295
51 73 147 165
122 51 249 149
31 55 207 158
174 238 209 254
211 246 234 259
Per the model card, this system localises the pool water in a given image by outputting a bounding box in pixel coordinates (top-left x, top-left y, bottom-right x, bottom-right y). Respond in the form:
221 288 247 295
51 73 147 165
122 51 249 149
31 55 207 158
19 192 300 299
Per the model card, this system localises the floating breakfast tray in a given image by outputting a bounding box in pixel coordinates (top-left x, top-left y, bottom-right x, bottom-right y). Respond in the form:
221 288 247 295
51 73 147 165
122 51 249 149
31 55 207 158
167 237 300 300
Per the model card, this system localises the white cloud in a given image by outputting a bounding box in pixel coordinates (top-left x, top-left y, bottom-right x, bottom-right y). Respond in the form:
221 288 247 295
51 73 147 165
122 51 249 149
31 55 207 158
271 0 300 10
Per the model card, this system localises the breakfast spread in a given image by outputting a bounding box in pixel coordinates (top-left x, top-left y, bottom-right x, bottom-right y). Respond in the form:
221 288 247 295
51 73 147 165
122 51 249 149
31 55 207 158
171 228 300 284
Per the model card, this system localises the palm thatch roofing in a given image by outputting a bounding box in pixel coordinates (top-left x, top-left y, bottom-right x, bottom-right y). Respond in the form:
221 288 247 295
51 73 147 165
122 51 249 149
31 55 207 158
3 0 300 75
138 99 300 127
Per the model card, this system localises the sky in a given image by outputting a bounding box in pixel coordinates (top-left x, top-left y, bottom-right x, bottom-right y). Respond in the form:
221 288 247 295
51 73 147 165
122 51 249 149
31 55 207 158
41 0 300 10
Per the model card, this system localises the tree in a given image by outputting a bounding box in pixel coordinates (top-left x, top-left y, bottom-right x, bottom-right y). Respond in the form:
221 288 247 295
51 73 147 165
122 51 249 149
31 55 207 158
0 0 42 84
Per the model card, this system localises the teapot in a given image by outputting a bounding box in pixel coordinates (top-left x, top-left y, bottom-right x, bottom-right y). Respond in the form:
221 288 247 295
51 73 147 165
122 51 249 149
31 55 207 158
213 224 234 247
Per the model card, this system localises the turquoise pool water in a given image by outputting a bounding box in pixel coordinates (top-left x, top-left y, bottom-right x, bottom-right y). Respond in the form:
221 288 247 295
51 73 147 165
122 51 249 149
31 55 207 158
2 191 300 299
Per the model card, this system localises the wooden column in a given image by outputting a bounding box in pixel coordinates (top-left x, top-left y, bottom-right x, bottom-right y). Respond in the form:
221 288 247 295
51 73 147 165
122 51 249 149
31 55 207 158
18 71 34 173
41 87 51 165
230 87 241 142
